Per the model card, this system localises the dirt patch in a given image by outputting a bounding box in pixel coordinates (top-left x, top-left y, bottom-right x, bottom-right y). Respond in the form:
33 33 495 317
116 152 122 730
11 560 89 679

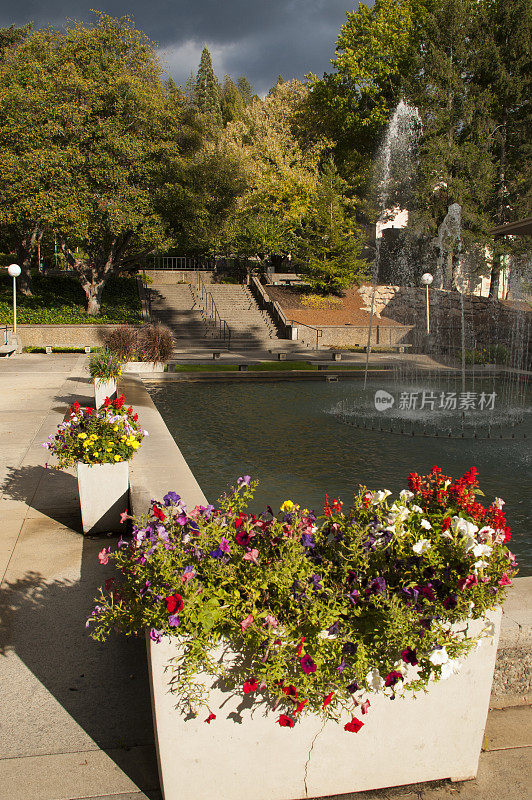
264 285 400 327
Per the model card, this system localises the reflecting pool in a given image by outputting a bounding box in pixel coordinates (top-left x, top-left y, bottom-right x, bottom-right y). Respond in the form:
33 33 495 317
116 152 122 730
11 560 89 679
146 379 531 574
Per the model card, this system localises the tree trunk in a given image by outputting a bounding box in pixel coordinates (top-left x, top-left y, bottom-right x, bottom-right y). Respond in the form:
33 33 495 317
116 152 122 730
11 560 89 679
83 280 105 316
16 224 43 296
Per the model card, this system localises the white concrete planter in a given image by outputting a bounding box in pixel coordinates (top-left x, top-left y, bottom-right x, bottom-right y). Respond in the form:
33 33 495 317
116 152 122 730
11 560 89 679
93 378 117 409
77 461 129 535
147 609 501 800
123 361 164 373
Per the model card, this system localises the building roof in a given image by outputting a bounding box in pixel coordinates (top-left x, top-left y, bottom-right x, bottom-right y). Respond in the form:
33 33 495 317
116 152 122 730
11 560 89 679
491 216 532 238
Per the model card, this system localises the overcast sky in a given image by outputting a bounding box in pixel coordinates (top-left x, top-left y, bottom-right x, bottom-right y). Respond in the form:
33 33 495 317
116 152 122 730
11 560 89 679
0 1 364 96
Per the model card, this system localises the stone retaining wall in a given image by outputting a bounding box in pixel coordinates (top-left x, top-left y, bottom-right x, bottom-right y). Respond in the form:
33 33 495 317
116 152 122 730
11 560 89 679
143 270 215 285
17 323 145 348
297 323 413 349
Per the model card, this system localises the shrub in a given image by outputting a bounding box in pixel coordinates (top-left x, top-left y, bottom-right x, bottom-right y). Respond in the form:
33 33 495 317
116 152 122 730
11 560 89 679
137 324 174 362
104 326 138 361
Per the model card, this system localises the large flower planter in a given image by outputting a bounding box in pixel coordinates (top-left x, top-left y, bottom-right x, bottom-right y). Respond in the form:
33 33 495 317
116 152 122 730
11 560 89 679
123 361 164 373
93 378 117 409
147 608 501 800
77 461 129 535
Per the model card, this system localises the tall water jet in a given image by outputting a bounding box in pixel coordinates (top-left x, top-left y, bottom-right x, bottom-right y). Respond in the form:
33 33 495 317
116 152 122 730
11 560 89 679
364 100 422 387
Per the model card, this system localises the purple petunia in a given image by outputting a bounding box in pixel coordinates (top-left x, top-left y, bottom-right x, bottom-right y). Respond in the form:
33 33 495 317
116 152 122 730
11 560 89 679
237 475 251 487
301 534 315 548
149 628 162 643
168 614 181 627
370 577 387 595
163 491 181 507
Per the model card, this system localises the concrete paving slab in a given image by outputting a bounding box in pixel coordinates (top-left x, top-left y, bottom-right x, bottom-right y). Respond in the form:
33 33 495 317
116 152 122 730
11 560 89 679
484 705 532 750
0 513 24 580
0 744 159 800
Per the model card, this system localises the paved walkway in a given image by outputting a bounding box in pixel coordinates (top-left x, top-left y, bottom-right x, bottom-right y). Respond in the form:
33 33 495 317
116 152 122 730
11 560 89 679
0 354 530 800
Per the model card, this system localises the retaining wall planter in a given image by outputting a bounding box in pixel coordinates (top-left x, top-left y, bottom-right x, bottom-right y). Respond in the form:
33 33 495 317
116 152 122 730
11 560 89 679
123 361 164 373
94 378 117 408
147 610 501 800
16 323 143 348
77 461 129 535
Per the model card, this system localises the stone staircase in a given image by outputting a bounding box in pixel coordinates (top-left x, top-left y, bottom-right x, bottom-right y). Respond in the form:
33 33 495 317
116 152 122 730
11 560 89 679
148 279 294 351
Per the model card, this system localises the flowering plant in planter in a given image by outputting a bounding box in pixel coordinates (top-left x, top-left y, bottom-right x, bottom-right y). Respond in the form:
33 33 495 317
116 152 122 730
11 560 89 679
88 350 123 381
88 467 517 732
44 395 146 467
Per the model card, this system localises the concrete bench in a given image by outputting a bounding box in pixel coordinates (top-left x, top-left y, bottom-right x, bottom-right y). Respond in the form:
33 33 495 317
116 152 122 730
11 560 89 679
363 343 412 354
238 364 249 371
332 352 342 361
212 352 221 360
277 352 287 361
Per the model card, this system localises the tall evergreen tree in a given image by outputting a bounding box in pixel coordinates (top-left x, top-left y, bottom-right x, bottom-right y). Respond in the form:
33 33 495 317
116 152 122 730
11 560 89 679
193 46 222 126
221 75 244 125
297 160 368 294
236 75 254 105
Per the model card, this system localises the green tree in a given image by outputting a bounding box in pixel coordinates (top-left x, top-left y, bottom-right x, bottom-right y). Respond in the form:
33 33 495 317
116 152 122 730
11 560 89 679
236 75 254 105
220 75 245 125
193 46 222 126
296 160 368 294
0 14 181 313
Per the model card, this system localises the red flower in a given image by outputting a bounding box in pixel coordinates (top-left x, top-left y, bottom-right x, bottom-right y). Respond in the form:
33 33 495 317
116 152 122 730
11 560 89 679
114 394 125 409
441 517 451 531
243 679 259 694
205 713 216 723
385 671 403 688
300 654 317 674
74 401 80 411
85 407 93 415
103 397 111 408
322 691 334 709
296 636 306 656
153 505 165 521
344 717 364 733
132 413 138 422
104 578 115 591
278 715 295 728
324 495 332 517
498 573 512 587
295 699 308 714
282 684 298 699
165 594 184 613
127 406 133 414
360 699 370 714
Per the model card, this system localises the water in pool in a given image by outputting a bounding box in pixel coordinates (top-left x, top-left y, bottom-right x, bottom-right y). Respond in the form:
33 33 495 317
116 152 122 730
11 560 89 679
146 379 531 575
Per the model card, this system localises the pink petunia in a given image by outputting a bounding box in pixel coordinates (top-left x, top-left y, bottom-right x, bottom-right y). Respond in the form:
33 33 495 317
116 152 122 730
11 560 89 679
498 573 512 586
240 613 254 631
98 548 110 565
243 548 259 564
360 699 371 715
120 511 130 524
300 654 317 674
263 614 278 627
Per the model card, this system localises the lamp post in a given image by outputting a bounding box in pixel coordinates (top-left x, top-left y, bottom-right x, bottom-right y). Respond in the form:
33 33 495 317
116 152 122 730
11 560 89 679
7 264 21 334
421 272 434 335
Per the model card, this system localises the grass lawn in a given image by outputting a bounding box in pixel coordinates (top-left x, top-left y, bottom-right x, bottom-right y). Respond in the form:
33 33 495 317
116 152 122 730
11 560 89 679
0 273 142 324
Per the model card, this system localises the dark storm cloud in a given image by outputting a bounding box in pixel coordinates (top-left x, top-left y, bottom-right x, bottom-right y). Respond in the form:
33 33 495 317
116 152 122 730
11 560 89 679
0 1 355 94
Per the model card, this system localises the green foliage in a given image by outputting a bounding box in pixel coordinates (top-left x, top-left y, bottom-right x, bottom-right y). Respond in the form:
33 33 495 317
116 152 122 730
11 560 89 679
88 468 516 725
45 395 144 467
220 75 245 125
236 75 254 106
194 46 222 127
89 350 123 380
464 345 510 365
0 274 142 324
297 160 369 294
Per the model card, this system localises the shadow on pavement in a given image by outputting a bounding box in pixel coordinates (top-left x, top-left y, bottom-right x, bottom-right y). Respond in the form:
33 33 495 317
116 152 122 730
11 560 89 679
0 534 160 798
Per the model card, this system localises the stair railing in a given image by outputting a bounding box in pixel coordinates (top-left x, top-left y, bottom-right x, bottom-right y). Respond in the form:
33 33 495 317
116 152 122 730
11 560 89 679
194 272 232 349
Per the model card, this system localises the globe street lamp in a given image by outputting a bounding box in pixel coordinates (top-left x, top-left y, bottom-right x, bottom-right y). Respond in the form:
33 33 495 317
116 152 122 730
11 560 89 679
7 264 21 334
421 272 434 335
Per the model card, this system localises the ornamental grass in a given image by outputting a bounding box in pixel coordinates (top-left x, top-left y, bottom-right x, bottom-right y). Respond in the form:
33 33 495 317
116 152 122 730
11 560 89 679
88 467 516 732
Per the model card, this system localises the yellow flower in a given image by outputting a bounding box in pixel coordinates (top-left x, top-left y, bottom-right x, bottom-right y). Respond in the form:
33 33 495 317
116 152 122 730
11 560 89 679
120 436 127 442
93 451 99 457
83 440 91 448
114 455 122 461
280 500 295 513
113 426 118 432
131 441 140 450
106 447 112 452
77 433 87 439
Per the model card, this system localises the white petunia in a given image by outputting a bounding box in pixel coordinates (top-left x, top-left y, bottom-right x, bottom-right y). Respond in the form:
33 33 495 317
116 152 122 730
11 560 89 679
371 489 392 505
413 538 431 555
400 489 415 502
389 504 410 524
473 559 488 571
472 543 492 558
420 519 432 530
366 668 385 691
429 647 449 666
477 526 495 542
493 497 505 509
451 516 479 538
411 505 424 514
440 659 461 680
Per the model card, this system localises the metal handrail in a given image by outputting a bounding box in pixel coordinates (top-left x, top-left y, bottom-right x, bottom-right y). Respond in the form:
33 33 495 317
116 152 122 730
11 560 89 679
195 272 232 348
290 320 323 350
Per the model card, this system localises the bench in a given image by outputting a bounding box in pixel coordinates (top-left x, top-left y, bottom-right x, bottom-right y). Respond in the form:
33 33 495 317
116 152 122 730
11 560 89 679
238 364 249 372
332 352 342 361
363 344 412 354
212 352 221 360
277 352 287 361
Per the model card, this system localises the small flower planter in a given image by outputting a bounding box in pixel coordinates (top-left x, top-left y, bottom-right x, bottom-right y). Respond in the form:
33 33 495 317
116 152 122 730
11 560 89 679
147 608 501 800
77 461 129 535
123 361 164 373
94 378 117 409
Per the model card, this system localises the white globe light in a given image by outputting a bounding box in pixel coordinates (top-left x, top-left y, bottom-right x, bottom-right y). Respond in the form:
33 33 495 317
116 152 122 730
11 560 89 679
421 272 434 285
7 263 21 278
